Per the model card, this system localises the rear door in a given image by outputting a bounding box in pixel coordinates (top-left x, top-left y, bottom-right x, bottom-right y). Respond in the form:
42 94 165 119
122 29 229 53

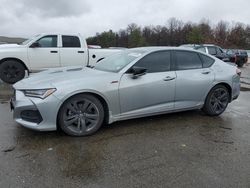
119 51 176 115
59 35 88 67
173 50 214 109
28 35 60 69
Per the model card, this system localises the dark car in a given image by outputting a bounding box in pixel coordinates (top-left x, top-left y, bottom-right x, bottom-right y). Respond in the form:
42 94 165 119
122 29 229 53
226 49 248 67
195 44 230 62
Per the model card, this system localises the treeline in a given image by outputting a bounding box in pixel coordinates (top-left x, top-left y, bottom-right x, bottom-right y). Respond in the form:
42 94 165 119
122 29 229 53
87 18 250 49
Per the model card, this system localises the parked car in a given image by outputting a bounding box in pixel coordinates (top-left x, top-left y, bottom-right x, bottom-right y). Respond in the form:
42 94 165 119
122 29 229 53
195 44 230 62
0 33 121 84
10 47 241 136
226 49 248 67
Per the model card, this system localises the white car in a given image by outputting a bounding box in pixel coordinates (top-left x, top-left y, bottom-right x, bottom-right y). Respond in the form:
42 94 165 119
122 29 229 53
0 33 121 84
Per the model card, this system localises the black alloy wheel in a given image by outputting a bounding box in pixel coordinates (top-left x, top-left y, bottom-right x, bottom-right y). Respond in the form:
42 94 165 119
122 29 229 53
58 94 104 136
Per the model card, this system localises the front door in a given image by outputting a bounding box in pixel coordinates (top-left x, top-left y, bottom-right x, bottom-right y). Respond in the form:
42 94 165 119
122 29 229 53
28 35 60 70
119 51 176 116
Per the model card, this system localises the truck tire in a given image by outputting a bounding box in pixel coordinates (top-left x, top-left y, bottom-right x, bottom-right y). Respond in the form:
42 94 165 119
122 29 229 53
0 60 26 84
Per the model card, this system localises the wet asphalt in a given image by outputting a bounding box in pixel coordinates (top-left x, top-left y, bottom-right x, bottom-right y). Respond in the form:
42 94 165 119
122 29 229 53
0 81 250 187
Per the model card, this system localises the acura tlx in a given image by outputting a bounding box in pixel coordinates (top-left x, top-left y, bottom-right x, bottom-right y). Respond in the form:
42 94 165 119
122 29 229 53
10 47 241 136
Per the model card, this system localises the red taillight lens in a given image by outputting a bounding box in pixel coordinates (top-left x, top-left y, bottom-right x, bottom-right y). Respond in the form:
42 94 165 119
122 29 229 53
236 68 241 76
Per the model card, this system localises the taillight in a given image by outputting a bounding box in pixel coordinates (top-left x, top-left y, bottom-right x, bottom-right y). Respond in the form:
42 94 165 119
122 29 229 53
236 68 241 76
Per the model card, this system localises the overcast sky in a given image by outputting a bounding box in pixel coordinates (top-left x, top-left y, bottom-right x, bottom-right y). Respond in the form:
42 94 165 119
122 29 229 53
1 0 250 38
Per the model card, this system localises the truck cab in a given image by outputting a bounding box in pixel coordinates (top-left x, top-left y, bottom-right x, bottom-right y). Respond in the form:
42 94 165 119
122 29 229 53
0 33 121 84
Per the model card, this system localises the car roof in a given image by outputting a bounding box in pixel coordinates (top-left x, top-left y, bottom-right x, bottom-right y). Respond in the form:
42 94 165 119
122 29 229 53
129 46 199 53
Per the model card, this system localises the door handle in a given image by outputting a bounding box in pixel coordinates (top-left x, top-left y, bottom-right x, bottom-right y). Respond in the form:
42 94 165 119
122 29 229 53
202 71 211 75
163 76 175 81
50 51 58 53
78 51 84 53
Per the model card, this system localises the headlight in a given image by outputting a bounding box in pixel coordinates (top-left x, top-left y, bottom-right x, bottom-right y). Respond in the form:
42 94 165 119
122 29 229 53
23 88 56 99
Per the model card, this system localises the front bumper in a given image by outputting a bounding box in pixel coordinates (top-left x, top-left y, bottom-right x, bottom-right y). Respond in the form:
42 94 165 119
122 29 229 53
11 90 61 131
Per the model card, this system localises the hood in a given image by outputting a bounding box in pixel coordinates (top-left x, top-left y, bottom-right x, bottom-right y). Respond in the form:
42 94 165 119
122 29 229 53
14 66 111 90
0 44 22 48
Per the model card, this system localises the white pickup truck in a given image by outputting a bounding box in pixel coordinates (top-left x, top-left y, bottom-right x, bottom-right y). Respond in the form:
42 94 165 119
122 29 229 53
0 34 121 84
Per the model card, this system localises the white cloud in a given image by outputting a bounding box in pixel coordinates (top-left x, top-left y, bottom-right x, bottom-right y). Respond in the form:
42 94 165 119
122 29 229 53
0 0 250 38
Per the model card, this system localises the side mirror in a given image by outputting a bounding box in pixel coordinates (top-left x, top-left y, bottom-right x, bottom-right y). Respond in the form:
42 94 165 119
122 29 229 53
30 42 40 48
129 66 147 79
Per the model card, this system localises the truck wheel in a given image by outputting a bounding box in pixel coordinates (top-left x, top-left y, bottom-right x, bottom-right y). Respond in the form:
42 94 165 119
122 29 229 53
0 60 26 84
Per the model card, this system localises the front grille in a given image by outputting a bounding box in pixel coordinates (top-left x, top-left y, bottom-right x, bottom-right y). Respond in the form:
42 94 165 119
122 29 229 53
20 110 43 124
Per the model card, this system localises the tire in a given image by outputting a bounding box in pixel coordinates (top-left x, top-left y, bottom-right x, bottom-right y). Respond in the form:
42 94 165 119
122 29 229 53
202 85 230 116
236 60 244 67
58 94 104 136
0 60 26 84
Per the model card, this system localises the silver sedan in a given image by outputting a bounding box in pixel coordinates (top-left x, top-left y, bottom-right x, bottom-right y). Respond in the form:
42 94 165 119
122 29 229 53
11 47 241 136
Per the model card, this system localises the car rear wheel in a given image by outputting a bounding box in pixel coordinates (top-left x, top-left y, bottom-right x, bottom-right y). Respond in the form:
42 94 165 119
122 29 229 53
58 94 104 136
0 60 26 84
202 85 230 116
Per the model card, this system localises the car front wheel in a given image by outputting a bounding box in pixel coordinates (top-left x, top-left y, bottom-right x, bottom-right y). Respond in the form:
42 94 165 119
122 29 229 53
202 85 230 116
58 94 104 136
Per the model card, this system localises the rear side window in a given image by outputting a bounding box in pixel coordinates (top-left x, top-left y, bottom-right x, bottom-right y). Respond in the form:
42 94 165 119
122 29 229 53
227 50 233 55
200 54 215 68
134 51 171 73
62 36 81 48
196 47 206 53
207 47 217 55
175 51 202 70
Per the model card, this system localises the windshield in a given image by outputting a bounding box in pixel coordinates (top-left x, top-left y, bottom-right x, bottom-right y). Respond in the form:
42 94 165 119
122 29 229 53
94 50 146 72
21 35 40 45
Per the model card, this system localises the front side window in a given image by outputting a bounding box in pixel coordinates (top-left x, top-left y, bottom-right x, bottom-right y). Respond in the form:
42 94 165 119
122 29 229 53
175 51 202 70
133 51 171 73
36 35 57 48
62 35 81 48
207 47 217 55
